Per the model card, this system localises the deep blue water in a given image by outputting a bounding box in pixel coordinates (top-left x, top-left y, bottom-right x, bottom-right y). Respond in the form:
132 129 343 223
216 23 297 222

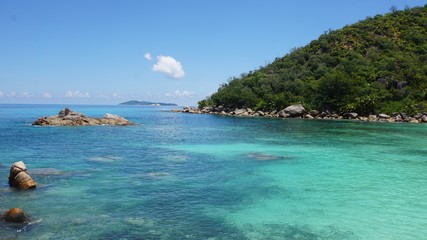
0 104 427 239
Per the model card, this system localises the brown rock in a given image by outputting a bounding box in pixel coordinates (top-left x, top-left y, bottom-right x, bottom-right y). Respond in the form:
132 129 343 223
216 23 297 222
386 118 396 123
256 111 265 116
13 172 37 189
9 161 37 190
309 110 320 117
278 110 289 118
379 113 390 118
9 161 26 177
414 113 424 119
2 208 29 223
368 115 378 121
410 119 420 123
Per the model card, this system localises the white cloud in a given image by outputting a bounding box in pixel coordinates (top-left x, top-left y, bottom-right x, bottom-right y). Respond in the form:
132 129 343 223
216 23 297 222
0 91 33 98
65 90 90 98
97 93 125 99
20 92 32 98
0 91 28 98
42 92 52 98
153 55 185 79
165 90 195 98
5 92 17 97
7 92 16 97
112 93 124 99
144 52 152 61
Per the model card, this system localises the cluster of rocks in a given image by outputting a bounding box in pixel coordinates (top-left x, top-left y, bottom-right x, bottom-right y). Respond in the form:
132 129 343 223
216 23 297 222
32 108 134 126
1 161 36 223
175 104 427 123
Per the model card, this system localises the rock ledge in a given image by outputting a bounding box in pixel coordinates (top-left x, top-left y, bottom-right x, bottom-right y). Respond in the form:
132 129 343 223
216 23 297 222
174 105 427 124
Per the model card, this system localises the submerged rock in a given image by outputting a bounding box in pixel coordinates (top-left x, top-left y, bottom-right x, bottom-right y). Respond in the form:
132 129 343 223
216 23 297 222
72 218 88 226
87 155 123 163
29 168 63 176
1 208 29 223
125 217 156 227
32 108 134 126
145 172 171 178
9 161 36 190
246 153 291 161
164 155 188 162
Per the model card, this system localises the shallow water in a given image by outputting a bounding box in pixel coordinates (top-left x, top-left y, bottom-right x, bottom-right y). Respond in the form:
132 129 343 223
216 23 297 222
0 104 426 239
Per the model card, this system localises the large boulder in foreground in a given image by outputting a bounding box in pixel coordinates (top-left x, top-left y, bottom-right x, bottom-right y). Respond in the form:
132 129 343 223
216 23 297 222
32 108 134 126
1 208 29 223
9 161 36 190
283 104 306 117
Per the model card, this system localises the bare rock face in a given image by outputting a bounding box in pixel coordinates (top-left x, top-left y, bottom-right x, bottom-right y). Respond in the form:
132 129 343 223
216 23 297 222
1 208 29 223
100 113 132 125
283 104 306 117
32 108 133 126
9 161 37 190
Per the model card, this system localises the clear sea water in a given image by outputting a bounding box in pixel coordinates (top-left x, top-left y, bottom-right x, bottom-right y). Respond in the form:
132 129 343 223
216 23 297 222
0 104 427 240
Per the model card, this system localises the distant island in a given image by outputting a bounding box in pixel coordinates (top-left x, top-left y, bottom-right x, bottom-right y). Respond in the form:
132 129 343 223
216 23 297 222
119 100 178 106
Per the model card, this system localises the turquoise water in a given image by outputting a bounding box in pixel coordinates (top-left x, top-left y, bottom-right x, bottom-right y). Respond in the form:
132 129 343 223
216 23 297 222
1 104 427 239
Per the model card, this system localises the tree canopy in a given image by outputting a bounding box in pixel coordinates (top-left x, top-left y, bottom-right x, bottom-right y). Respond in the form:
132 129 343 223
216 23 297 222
199 5 427 114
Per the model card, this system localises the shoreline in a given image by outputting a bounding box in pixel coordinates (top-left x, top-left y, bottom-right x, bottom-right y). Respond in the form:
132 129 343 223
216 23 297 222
173 106 427 124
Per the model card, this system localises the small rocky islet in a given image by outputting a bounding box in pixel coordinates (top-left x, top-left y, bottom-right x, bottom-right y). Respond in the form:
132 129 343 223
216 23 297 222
32 108 134 126
3 109 132 226
175 104 427 123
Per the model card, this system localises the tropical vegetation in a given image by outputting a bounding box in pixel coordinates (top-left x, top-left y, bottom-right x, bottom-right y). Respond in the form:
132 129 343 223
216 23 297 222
199 5 427 114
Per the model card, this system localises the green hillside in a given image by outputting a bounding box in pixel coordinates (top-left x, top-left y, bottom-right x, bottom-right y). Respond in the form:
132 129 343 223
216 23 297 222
199 5 427 115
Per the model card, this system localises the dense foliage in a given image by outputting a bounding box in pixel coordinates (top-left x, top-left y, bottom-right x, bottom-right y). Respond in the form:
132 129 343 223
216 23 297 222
199 5 427 114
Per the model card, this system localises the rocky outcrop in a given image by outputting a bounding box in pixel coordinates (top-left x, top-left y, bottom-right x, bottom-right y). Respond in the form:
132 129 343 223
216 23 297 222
99 113 133 125
174 105 427 124
9 161 36 190
1 208 29 223
32 108 134 126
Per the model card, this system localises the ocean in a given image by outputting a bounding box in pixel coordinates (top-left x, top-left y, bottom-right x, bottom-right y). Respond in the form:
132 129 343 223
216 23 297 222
0 104 426 239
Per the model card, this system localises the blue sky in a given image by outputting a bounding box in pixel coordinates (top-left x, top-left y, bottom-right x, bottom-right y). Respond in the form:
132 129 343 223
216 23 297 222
1 0 426 105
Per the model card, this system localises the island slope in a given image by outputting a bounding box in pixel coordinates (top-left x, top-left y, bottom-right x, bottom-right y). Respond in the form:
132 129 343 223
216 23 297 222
199 5 427 115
